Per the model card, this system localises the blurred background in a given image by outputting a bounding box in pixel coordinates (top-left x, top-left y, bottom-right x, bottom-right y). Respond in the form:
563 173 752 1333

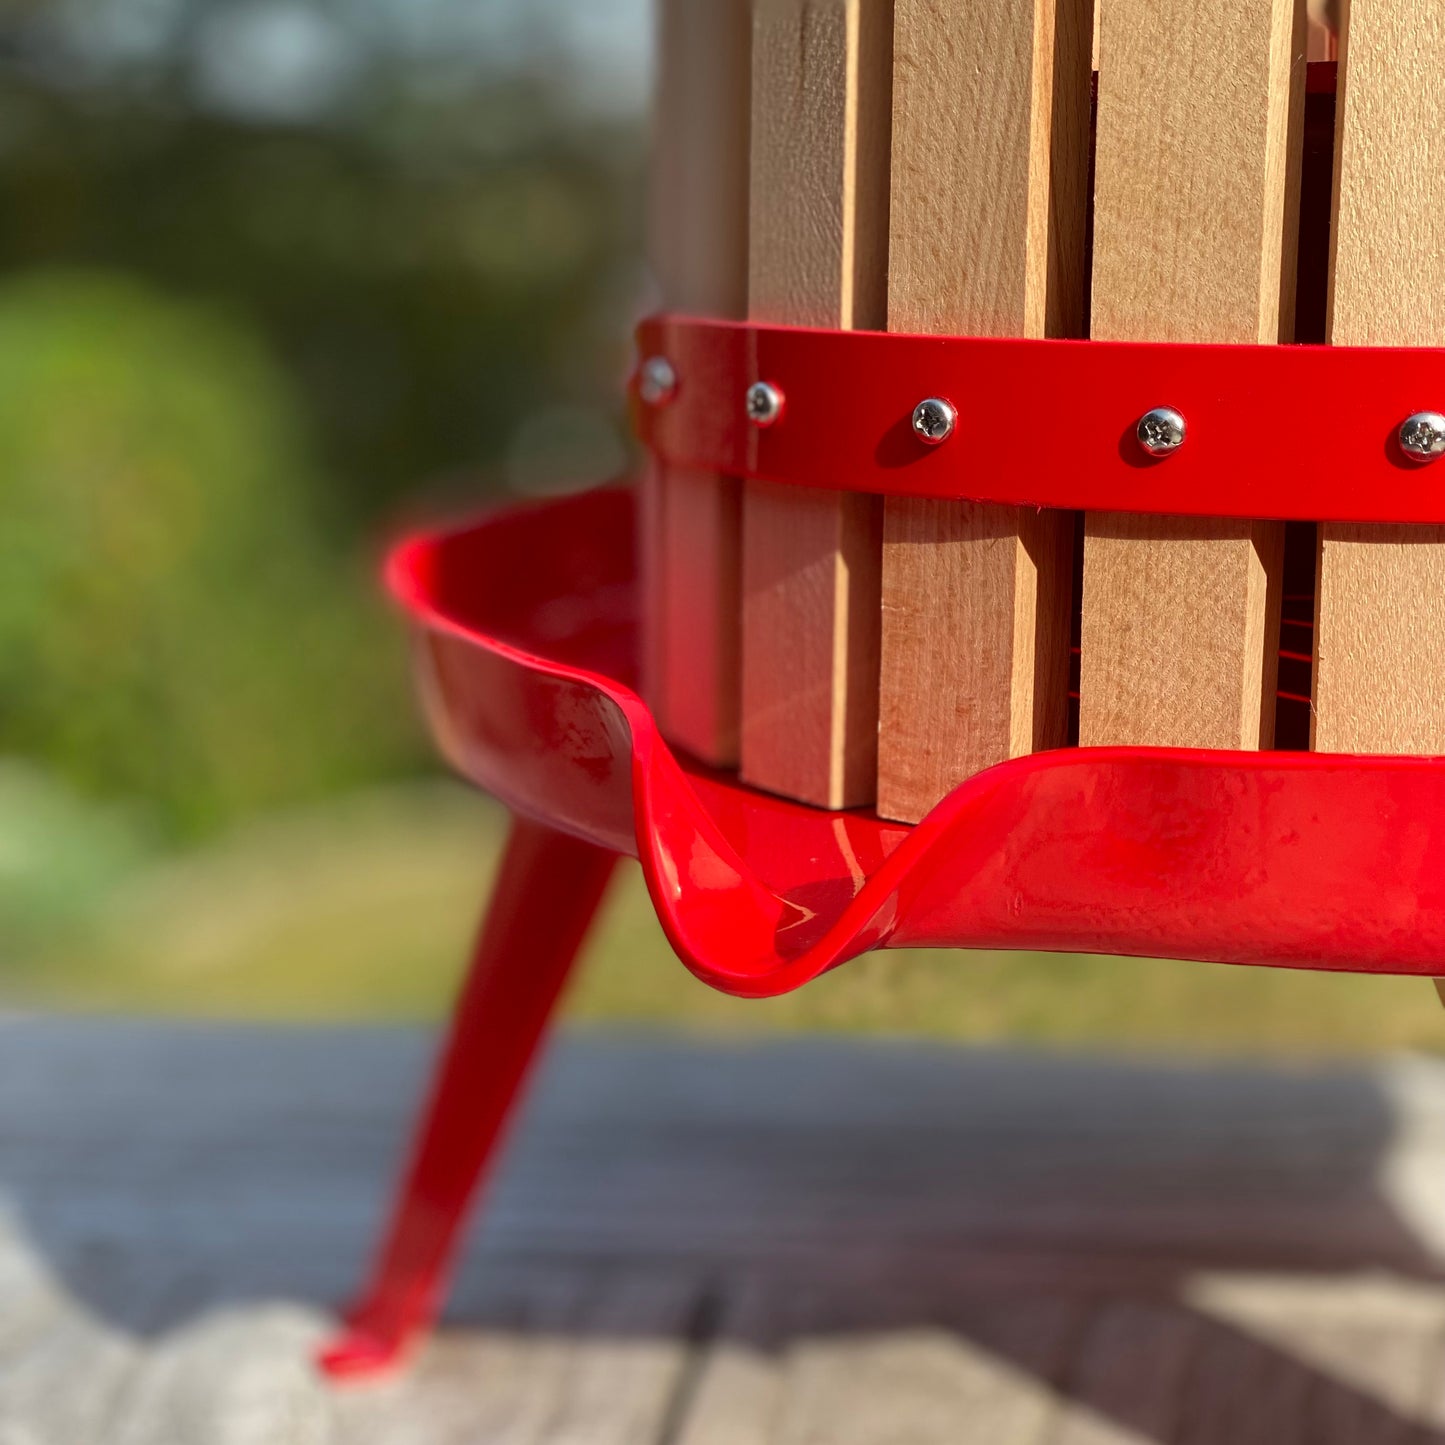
1 0 1439 1054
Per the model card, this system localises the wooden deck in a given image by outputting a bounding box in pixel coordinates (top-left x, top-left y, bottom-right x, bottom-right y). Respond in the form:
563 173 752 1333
3 1019 1445 1442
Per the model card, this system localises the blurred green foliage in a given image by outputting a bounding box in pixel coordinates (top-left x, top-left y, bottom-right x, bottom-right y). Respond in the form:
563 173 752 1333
0 270 415 837
0 65 645 530
0 759 153 954
0 13 647 856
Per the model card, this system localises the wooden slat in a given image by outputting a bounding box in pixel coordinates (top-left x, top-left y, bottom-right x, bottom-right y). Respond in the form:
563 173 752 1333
646 0 751 765
1078 0 1305 749
1313 1 1445 754
877 0 1090 824
740 0 892 809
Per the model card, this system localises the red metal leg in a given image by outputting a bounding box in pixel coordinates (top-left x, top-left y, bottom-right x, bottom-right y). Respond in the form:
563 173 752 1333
317 815 618 1381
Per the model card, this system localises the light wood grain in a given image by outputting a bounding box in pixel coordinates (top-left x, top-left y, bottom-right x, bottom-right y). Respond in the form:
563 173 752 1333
740 0 892 809
0 1319 143 1444
1048 1301 1200 1445
1083 515 1285 747
1313 0 1445 754
680 1278 1087 1445
4 1025 1445 1441
878 0 1090 824
1078 0 1305 749
1187 1275 1445 1444
657 466 743 762
646 0 751 766
774 1292 1083 1445
111 1309 331 1445
334 1273 593 1445
672 1279 784 1445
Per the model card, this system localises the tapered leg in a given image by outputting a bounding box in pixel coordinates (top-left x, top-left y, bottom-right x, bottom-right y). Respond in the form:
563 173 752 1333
317 815 618 1380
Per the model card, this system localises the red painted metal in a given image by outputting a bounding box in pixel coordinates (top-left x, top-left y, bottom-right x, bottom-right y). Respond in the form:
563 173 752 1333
634 314 1445 526
318 814 616 1379
380 486 1445 998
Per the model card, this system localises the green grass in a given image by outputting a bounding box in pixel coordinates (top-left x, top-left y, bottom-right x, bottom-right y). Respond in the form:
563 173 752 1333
9 779 1445 1058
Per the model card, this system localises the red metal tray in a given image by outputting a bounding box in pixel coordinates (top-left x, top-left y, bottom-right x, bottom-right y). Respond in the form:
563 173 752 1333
390 485 1445 995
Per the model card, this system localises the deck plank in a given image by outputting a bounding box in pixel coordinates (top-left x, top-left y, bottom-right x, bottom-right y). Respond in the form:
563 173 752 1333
680 1279 1084 1445
775 1292 1082 1445
109 1308 332 1445
1047 1301 1201 1445
0 1023 1442 1442
332 1268 698 1445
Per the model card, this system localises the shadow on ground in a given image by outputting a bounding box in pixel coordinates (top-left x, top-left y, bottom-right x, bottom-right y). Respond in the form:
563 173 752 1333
2 1022 1444 1441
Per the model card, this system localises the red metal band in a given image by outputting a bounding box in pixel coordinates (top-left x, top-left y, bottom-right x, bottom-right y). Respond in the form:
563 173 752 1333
633 314 1445 526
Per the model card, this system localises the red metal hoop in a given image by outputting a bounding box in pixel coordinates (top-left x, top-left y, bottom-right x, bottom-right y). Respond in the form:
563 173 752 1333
634 314 1445 526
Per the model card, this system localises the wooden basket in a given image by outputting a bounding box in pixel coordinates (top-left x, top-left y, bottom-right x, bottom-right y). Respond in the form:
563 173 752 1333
642 0 1444 827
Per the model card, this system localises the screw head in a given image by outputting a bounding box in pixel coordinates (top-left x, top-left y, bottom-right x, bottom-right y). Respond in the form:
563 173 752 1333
637 355 677 406
746 380 784 428
1137 406 1186 457
911 397 957 447
1400 411 1445 463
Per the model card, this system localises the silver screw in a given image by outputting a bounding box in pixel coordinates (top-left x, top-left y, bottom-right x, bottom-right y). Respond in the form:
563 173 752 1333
1399 411 1445 463
1137 406 1186 457
638 355 677 406
911 397 957 447
746 380 784 428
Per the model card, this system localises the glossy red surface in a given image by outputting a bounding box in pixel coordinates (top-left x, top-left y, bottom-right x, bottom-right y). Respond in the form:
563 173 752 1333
391 486 1445 996
320 816 616 1380
633 315 1445 525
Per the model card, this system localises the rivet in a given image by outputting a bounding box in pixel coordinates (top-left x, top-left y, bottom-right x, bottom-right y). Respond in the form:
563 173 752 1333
1137 406 1186 458
638 355 677 407
1399 411 1445 463
911 397 957 447
746 380 784 428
